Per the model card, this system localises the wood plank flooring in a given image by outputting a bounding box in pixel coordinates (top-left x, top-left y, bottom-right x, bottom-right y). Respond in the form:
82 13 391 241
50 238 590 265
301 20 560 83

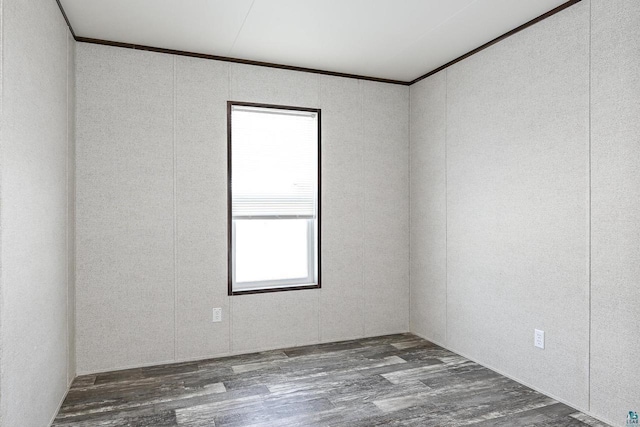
53 334 608 426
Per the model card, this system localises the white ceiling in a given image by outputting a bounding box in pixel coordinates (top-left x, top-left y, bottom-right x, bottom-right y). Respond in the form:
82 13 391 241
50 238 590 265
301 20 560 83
60 0 570 82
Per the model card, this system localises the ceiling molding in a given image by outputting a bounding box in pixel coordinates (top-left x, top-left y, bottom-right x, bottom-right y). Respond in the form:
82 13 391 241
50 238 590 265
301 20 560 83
55 0 582 86
55 0 76 39
409 0 583 85
73 36 410 86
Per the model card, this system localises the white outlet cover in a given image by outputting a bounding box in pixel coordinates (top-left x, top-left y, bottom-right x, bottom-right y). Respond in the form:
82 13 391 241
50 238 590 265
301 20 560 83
534 329 545 349
212 308 222 323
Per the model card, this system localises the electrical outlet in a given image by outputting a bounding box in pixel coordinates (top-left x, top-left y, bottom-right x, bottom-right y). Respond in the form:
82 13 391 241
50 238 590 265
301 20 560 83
212 308 222 323
534 329 545 349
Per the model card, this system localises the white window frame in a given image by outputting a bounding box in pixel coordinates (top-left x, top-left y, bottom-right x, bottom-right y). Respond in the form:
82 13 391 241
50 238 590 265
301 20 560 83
231 218 316 292
227 102 321 295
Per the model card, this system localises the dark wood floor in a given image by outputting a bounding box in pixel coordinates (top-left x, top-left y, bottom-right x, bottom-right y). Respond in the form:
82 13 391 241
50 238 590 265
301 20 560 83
53 334 608 426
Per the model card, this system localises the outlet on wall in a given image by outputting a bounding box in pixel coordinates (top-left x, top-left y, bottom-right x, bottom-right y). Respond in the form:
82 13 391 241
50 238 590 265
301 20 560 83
534 329 545 349
212 308 222 323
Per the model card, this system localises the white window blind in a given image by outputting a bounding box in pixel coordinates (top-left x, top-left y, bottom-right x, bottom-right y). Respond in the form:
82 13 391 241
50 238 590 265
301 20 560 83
230 105 318 219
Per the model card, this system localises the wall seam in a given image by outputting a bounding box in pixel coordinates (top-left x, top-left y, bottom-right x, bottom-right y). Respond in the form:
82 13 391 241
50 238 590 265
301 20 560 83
406 85 411 332
407 85 412 333
172 56 178 361
360 80 366 337
587 0 592 412
317 74 321 343
228 64 233 354
72 37 78 384
0 0 4 421
65 27 70 388
444 69 449 346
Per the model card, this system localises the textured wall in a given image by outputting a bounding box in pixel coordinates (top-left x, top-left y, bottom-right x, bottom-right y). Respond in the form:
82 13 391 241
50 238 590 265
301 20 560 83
590 0 640 425
446 1 590 409
75 43 409 374
75 46 176 372
409 71 447 344
0 0 76 425
410 0 591 416
410 1 640 425
67 29 77 387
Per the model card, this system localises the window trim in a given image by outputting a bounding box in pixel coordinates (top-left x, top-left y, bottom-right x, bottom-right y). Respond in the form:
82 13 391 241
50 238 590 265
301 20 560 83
227 101 321 296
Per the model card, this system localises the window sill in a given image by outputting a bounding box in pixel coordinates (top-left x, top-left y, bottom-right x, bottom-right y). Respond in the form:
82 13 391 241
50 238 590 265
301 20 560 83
229 283 320 296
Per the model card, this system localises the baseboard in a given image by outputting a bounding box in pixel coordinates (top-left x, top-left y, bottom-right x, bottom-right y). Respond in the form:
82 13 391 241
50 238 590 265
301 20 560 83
408 331 615 427
48 377 74 427
74 330 412 376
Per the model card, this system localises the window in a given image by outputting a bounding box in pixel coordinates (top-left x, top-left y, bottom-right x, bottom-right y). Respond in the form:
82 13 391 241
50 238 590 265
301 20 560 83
228 102 321 295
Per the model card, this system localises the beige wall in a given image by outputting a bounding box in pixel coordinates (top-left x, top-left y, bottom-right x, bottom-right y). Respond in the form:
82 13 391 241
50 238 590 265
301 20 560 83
446 0 590 409
590 0 640 424
2 1 630 425
67 17 77 387
410 1 640 426
75 43 410 374
409 71 447 345
0 0 76 425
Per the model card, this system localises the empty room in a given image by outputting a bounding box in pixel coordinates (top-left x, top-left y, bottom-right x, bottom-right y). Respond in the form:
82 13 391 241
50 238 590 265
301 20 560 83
0 0 638 426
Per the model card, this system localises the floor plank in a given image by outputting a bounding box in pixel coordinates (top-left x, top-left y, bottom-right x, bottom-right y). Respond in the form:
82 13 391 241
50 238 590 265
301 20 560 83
53 334 608 426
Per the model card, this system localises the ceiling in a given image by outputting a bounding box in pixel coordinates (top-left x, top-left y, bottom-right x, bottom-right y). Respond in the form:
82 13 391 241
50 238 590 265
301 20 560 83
59 0 571 83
